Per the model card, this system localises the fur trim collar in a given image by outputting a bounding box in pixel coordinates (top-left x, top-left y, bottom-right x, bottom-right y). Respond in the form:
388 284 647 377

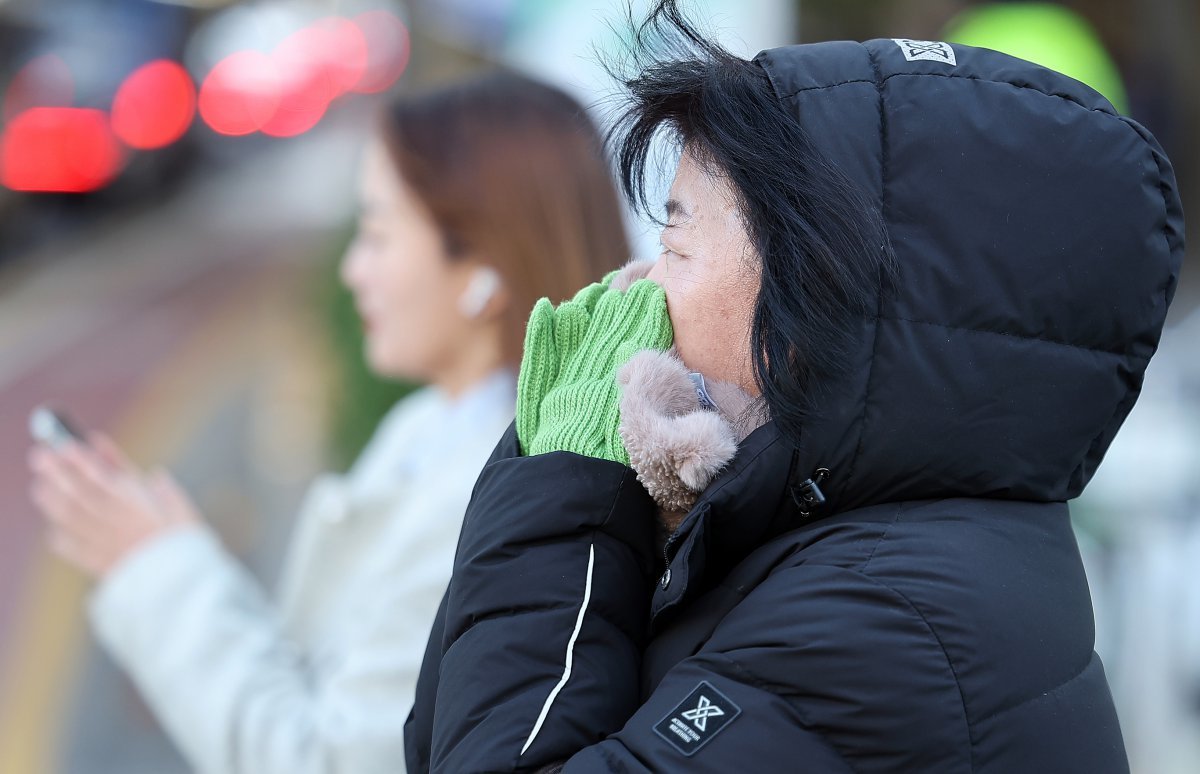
613 262 767 532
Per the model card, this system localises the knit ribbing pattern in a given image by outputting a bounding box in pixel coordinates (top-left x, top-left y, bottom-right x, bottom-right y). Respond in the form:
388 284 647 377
516 278 674 464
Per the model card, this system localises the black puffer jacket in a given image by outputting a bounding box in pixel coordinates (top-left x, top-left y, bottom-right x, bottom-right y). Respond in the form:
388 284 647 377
405 40 1184 773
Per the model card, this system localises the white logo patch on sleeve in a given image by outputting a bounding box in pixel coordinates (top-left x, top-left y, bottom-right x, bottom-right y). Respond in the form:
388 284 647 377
893 39 957 66
653 681 741 756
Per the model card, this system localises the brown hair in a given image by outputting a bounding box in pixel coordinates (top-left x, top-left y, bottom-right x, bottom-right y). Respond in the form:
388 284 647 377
379 70 631 367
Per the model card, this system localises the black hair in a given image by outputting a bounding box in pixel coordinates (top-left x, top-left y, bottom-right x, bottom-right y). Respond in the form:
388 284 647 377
607 0 895 447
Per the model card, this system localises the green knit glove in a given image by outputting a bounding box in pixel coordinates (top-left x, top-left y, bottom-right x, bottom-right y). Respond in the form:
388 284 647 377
516 276 673 463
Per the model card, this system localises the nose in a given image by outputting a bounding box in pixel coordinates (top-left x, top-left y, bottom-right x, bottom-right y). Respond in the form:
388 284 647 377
645 255 667 285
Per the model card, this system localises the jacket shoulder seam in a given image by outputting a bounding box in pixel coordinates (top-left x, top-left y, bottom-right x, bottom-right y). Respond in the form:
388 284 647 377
858 504 906 572
972 649 1097 730
853 568 975 771
727 562 975 772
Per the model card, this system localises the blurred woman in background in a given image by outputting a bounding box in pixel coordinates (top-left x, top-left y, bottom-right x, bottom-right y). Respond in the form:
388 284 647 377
27 70 629 773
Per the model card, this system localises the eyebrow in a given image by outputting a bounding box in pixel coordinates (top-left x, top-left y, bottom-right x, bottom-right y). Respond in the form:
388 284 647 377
664 199 691 223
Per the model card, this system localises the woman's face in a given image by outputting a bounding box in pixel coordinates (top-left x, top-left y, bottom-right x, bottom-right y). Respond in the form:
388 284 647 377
647 149 761 394
339 139 482 383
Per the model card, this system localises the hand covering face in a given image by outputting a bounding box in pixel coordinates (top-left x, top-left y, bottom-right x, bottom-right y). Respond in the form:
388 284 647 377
516 273 673 463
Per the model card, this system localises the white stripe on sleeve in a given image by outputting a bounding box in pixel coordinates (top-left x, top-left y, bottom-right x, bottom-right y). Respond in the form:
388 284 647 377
519 543 596 757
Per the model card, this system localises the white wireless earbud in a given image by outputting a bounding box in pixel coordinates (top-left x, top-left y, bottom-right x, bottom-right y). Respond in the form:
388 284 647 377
458 266 501 318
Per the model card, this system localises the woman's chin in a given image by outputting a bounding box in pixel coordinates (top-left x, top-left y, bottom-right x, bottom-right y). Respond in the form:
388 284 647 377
364 345 426 384
363 341 398 379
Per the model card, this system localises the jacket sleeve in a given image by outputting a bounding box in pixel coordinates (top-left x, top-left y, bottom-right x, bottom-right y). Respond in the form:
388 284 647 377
559 563 968 773
88 494 461 774
426 427 658 773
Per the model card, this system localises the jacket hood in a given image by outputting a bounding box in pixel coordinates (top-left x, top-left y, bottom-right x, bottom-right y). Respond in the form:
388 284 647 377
743 38 1184 515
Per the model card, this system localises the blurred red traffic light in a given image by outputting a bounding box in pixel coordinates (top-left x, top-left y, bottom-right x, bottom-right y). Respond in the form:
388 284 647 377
1 107 123 192
260 25 337 138
316 16 370 97
112 60 196 150
198 50 281 136
0 11 411 194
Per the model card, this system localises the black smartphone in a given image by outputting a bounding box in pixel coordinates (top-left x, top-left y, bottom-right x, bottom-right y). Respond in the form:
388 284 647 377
29 406 86 449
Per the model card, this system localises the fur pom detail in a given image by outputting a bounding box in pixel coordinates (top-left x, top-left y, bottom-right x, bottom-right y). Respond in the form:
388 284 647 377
618 349 765 530
610 259 655 292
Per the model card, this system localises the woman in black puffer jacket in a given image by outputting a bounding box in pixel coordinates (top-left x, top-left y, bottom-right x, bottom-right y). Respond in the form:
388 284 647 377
405 3 1184 771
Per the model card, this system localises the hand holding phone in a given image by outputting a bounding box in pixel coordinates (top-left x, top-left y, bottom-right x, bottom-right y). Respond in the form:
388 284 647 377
27 409 204 579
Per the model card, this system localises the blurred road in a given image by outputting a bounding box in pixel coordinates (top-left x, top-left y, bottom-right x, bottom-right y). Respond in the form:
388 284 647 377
0 121 361 773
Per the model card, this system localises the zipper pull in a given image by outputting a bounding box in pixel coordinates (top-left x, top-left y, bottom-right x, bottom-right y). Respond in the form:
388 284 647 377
792 467 830 518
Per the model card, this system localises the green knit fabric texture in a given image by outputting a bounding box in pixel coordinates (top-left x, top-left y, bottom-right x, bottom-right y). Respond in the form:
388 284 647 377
516 276 673 463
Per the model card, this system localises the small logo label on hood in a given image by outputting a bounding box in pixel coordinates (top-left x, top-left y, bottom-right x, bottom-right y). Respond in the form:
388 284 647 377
894 39 957 66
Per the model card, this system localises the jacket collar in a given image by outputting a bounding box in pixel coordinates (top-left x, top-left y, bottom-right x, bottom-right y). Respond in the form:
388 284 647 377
650 421 802 622
612 345 811 623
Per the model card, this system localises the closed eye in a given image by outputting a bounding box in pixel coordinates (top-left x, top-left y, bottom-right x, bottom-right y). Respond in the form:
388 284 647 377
659 233 688 258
